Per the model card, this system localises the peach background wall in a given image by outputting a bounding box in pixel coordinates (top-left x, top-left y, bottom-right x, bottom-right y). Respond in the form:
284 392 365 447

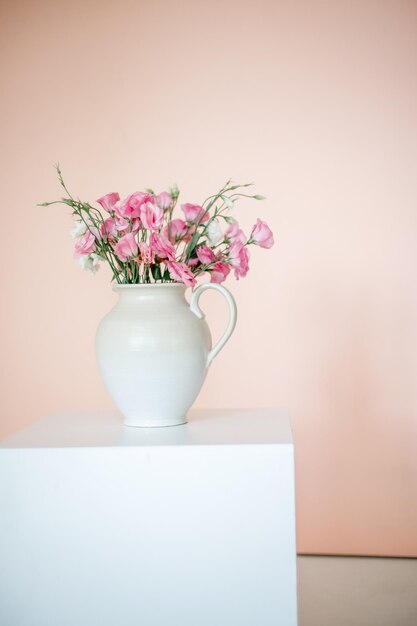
1 0 416 556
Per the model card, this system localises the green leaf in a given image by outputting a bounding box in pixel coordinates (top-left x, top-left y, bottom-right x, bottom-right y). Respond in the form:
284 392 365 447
151 264 162 281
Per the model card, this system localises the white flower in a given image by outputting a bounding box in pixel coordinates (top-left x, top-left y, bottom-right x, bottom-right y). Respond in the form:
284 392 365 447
70 220 87 238
78 253 100 274
207 219 224 245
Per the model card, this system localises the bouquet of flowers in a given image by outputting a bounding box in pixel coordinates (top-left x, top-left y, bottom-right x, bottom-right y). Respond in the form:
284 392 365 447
41 166 274 288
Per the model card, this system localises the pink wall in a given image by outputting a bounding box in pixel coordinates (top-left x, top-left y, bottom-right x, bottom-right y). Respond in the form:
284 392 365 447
1 0 416 556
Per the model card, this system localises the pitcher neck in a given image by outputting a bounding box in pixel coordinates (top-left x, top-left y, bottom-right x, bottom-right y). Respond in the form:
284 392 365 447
113 283 188 306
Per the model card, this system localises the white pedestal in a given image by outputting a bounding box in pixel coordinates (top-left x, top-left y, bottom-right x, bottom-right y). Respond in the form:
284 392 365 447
0 409 298 626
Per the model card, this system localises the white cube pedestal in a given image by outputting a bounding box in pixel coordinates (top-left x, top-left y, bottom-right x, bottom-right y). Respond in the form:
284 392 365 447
0 409 298 626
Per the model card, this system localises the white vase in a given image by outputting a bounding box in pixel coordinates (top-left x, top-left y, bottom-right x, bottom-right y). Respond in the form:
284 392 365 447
95 283 237 427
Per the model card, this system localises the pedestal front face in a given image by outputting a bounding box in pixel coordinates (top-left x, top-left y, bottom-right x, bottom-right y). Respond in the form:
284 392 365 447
0 409 298 626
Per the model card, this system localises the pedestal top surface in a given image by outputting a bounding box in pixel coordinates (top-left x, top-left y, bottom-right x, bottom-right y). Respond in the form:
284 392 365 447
0 408 292 449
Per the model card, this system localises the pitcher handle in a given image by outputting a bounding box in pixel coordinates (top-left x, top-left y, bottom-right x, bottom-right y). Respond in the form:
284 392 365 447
190 283 237 367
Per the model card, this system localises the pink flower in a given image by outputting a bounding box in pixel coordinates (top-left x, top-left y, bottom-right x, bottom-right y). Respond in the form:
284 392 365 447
74 232 96 260
116 192 151 219
100 217 117 238
139 242 155 265
166 261 196 288
114 233 138 262
97 192 120 213
163 219 192 243
114 215 130 232
250 218 274 248
181 203 209 224
131 218 141 233
150 233 175 260
228 241 250 279
140 201 164 231
89 226 102 241
225 222 247 244
196 245 216 265
210 262 231 284
156 191 173 211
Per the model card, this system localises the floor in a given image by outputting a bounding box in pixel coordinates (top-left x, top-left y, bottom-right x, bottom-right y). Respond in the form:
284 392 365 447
297 556 417 626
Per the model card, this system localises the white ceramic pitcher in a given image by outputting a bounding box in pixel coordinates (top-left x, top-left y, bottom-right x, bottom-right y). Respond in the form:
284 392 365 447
95 283 237 427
